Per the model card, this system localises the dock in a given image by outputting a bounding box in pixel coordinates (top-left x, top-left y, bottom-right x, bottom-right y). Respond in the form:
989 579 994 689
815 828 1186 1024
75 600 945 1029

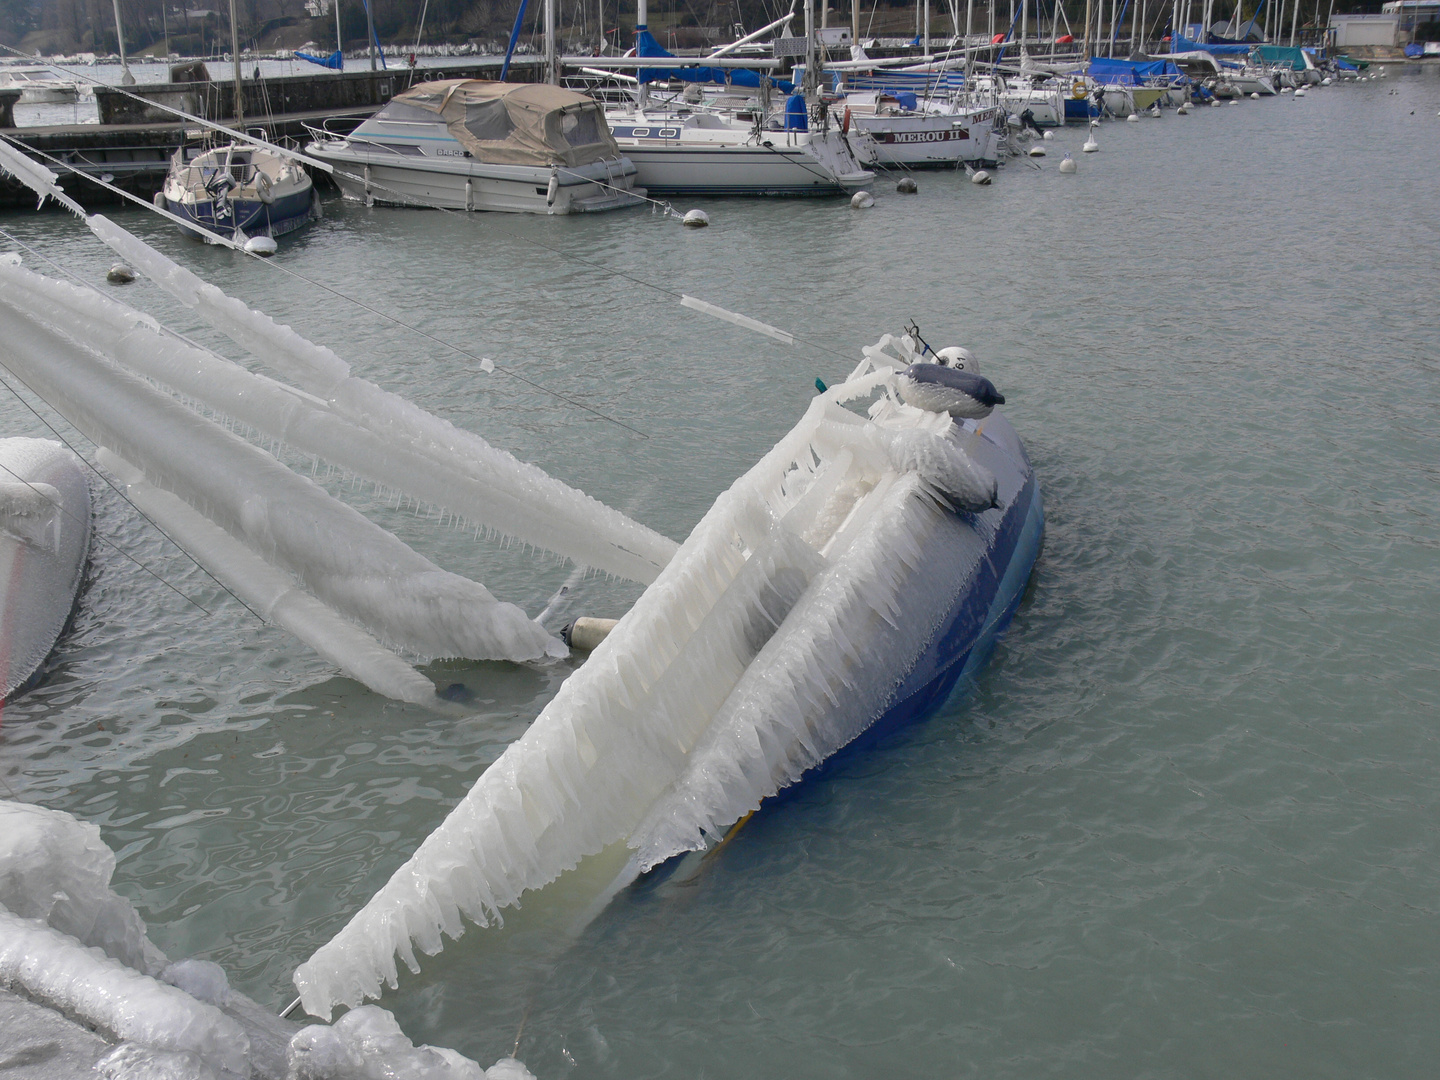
0 59 546 209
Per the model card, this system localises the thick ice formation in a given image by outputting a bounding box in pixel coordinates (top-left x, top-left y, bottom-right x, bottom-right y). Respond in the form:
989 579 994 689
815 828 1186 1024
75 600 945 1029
0 137 85 216
0 797 164 976
100 452 438 704
86 217 675 583
0 909 250 1076
0 801 510 1080
0 276 564 672
294 340 1020 1017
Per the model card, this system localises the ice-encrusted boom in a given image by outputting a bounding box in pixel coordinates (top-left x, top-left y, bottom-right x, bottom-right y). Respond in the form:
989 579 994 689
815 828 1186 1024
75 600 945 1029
86 217 676 584
0 263 567 690
293 337 1041 1017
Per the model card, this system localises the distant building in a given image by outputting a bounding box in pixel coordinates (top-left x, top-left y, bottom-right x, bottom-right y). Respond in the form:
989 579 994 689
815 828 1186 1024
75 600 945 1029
1380 0 1440 41
305 0 333 16
1328 12 1399 47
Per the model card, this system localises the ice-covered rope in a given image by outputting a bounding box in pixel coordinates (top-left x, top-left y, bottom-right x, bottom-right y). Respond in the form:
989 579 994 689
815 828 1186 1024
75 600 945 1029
0 249 677 583
0 135 650 437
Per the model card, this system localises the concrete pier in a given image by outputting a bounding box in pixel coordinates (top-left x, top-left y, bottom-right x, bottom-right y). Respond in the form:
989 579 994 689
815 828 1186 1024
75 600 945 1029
0 59 545 209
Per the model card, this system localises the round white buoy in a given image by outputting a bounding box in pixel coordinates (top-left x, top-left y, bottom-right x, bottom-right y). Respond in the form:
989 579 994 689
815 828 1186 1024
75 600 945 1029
1089 118 1101 128
243 235 278 257
896 176 918 194
1082 137 1099 152
1042 130 1054 140
1210 100 1222 107
1058 154 1077 173
106 263 135 284
851 190 875 209
1028 145 1046 157
936 346 977 370
1322 76 1332 85
1250 92 1261 99
1295 88 1306 97
682 208 709 227
1177 103 1190 114
1228 99 1240 106
1281 86 1293 93
1126 113 1140 123
970 169 992 185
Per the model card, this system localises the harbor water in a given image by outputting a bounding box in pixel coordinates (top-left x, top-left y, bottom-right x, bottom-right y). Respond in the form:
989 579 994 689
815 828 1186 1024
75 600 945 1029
2 68 1438 1078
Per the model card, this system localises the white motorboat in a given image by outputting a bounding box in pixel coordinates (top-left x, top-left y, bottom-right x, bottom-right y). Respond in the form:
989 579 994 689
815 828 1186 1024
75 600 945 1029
837 91 1002 169
0 67 81 104
605 103 873 196
306 80 646 215
160 142 318 243
1229 69 1278 95
0 438 91 702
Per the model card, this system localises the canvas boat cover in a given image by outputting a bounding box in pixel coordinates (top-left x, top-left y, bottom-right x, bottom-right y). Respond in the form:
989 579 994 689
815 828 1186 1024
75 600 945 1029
1087 57 1182 84
1254 45 1310 70
375 79 622 168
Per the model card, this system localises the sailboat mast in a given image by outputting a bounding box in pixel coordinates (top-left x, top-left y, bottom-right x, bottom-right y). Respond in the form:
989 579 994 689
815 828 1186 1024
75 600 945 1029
111 0 135 84
854 0 861 50
545 0 557 82
229 0 244 127
1083 0 1093 58
336 0 344 67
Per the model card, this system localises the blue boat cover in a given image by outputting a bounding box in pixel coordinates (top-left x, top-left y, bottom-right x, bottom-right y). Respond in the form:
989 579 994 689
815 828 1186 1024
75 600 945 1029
1087 56 1181 84
636 28 795 92
1172 34 1252 54
1254 44 1307 69
295 49 342 70
1336 57 1359 70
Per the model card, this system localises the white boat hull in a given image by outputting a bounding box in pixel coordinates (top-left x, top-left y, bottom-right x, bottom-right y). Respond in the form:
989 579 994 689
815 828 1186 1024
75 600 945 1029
0 438 90 701
845 108 1001 168
611 126 871 196
307 144 645 214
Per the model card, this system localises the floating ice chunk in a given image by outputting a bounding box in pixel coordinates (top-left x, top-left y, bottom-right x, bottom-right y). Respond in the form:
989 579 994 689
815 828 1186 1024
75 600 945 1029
0 800 166 976
161 959 232 1007
0 290 563 667
82 217 675 583
0 907 249 1077
486 1059 537 1080
96 1043 221 1080
287 1005 486 1080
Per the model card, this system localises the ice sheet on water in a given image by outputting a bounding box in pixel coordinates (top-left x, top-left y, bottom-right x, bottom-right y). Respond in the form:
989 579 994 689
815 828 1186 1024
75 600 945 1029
85 216 676 583
0 281 564 667
293 347 1007 1016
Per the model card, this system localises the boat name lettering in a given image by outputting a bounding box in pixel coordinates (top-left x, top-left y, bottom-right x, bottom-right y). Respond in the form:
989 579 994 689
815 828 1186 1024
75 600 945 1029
436 147 466 156
882 130 969 144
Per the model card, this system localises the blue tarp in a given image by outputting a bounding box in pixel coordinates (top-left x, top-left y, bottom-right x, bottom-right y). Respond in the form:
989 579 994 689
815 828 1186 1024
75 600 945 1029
295 49 342 69
1172 34 1252 54
1087 57 1182 84
635 28 794 92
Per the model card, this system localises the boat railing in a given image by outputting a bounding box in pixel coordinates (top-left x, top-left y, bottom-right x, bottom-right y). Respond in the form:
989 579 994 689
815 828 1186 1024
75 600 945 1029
302 116 366 144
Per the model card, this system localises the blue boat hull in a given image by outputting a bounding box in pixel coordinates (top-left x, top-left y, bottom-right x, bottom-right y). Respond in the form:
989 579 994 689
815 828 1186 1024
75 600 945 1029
164 186 315 241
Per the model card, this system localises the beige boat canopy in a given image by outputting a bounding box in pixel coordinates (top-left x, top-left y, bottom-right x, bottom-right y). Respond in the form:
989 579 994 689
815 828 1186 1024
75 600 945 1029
374 79 623 168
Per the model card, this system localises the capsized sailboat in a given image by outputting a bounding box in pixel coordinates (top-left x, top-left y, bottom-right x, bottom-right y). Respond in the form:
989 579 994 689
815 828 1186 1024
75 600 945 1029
293 331 1044 1018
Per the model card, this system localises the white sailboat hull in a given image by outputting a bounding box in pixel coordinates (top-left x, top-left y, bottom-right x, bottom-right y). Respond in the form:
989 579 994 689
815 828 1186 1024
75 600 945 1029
610 125 872 196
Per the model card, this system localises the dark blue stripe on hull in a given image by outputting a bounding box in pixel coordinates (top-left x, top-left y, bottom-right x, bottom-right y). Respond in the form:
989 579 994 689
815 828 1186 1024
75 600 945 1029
166 187 314 239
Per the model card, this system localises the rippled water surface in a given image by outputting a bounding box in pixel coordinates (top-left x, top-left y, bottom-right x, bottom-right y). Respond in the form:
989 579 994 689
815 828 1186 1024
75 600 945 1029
2 70 1438 1079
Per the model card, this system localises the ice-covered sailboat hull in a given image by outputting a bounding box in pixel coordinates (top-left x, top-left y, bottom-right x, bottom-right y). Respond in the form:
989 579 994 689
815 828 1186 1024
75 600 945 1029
294 340 1044 1019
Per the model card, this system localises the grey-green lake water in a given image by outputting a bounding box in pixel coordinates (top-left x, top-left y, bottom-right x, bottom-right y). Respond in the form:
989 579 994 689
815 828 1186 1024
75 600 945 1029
2 68 1438 1079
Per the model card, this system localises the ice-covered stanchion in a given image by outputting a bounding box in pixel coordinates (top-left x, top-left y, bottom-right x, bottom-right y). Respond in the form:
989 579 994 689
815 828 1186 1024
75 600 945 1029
85 216 676 584
294 339 1042 1018
0 285 564 668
